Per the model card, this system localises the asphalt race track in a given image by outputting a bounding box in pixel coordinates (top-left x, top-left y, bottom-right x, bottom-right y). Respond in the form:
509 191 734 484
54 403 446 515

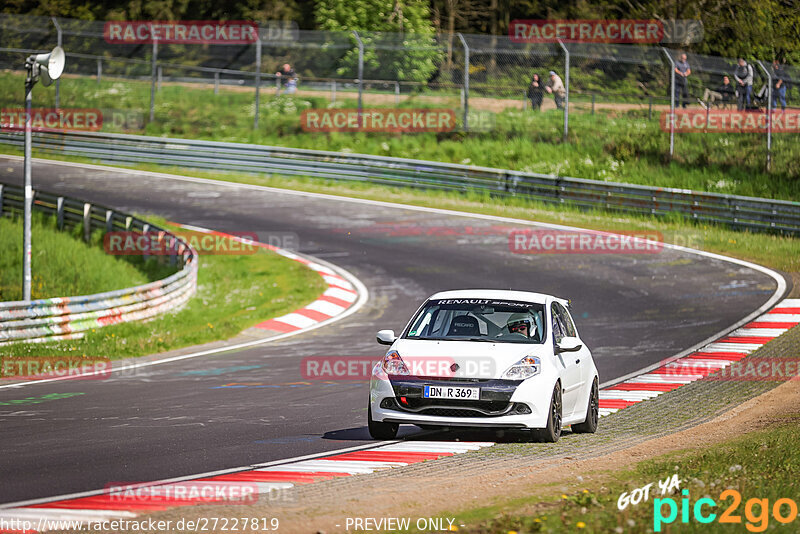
0 157 787 504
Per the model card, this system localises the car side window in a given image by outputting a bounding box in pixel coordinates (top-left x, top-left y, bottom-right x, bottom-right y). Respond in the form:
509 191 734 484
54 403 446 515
555 303 577 338
550 303 565 344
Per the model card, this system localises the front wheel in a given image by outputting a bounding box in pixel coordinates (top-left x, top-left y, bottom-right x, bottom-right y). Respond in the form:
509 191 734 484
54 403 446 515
533 383 562 443
368 403 398 439
572 378 599 434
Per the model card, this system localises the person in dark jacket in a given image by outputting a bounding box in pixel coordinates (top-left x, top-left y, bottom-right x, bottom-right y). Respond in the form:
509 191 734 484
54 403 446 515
527 74 544 110
734 58 754 110
700 76 735 108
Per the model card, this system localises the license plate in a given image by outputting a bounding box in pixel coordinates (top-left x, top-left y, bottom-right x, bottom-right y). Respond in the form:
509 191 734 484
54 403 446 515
423 385 480 400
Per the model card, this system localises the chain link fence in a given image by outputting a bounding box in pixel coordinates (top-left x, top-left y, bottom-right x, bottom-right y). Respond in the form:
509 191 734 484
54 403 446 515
1 15 798 175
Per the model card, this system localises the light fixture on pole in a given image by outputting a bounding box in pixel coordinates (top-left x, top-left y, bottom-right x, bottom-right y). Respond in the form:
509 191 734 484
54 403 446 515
22 46 65 302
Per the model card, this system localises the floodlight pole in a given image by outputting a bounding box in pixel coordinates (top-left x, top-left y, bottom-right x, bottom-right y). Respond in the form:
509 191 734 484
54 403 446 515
661 48 676 159
23 64 35 302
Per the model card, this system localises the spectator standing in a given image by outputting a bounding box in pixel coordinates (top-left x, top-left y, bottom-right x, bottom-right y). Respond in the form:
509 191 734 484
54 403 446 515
674 53 691 108
527 73 544 110
276 63 297 95
545 70 566 110
734 58 754 110
700 76 735 108
772 60 787 111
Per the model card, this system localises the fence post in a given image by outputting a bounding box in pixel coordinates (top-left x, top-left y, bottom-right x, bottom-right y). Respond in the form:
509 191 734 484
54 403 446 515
331 80 336 103
395 81 400 104
149 37 158 122
352 31 364 123
51 17 62 109
83 203 92 243
105 209 114 233
557 39 569 141
96 58 102 83
214 71 219 94
142 223 150 261
56 196 64 229
661 47 675 159
457 33 469 131
757 61 772 172
254 34 262 130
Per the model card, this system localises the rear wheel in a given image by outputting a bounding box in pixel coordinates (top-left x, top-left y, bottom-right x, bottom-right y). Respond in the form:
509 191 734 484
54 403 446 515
533 383 562 443
572 378 599 434
368 403 398 439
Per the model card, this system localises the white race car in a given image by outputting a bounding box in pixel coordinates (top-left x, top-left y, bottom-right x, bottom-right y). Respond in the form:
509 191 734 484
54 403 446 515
368 290 599 442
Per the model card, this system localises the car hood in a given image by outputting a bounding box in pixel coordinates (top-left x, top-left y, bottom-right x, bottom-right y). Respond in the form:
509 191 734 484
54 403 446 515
390 339 550 379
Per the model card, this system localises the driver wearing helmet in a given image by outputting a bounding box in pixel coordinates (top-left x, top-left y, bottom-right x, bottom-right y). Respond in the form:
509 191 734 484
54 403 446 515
506 312 534 338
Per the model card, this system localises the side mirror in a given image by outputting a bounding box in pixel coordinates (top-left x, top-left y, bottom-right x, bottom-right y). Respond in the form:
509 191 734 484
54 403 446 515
555 336 582 354
376 329 396 346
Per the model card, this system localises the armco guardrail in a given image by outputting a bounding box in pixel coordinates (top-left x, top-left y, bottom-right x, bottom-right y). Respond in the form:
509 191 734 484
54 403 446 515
0 182 198 345
1 130 799 234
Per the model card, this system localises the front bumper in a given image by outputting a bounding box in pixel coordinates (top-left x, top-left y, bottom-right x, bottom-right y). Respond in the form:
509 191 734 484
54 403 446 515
370 373 554 429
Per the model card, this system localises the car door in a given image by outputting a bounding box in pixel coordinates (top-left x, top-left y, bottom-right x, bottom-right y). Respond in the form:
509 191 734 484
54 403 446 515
551 302 582 417
561 304 592 391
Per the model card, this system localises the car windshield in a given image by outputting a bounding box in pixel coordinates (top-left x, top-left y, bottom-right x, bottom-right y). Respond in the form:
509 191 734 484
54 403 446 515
403 298 546 344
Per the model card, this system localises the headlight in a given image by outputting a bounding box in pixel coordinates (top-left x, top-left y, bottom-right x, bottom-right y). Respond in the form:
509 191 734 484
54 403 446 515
502 355 541 380
382 350 410 375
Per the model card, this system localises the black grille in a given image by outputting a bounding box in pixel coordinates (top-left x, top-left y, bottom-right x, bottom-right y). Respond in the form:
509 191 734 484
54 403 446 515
404 398 509 412
386 397 516 417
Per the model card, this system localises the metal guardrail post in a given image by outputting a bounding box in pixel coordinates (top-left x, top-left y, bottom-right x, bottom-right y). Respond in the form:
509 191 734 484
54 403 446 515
57 196 64 229
353 31 364 124
96 58 102 84
331 80 336 104
142 222 150 261
757 61 772 172
83 203 92 242
254 35 261 130
105 209 113 233
557 40 569 141
457 33 469 131
395 81 400 104
52 17 62 109
149 37 158 122
661 48 675 159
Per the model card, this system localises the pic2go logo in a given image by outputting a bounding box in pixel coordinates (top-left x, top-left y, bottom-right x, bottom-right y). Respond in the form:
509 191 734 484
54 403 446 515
654 489 799 532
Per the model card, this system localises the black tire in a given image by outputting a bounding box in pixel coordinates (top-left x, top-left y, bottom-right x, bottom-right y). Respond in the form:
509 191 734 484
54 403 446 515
572 378 599 434
533 383 562 443
368 403 398 439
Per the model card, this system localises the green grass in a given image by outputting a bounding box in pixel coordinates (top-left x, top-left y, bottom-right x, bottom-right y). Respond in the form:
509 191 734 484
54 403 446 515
0 217 327 359
1 72 798 200
446 417 800 533
0 213 172 301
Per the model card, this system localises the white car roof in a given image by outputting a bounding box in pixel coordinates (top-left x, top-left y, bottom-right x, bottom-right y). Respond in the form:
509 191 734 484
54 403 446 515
427 289 569 307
